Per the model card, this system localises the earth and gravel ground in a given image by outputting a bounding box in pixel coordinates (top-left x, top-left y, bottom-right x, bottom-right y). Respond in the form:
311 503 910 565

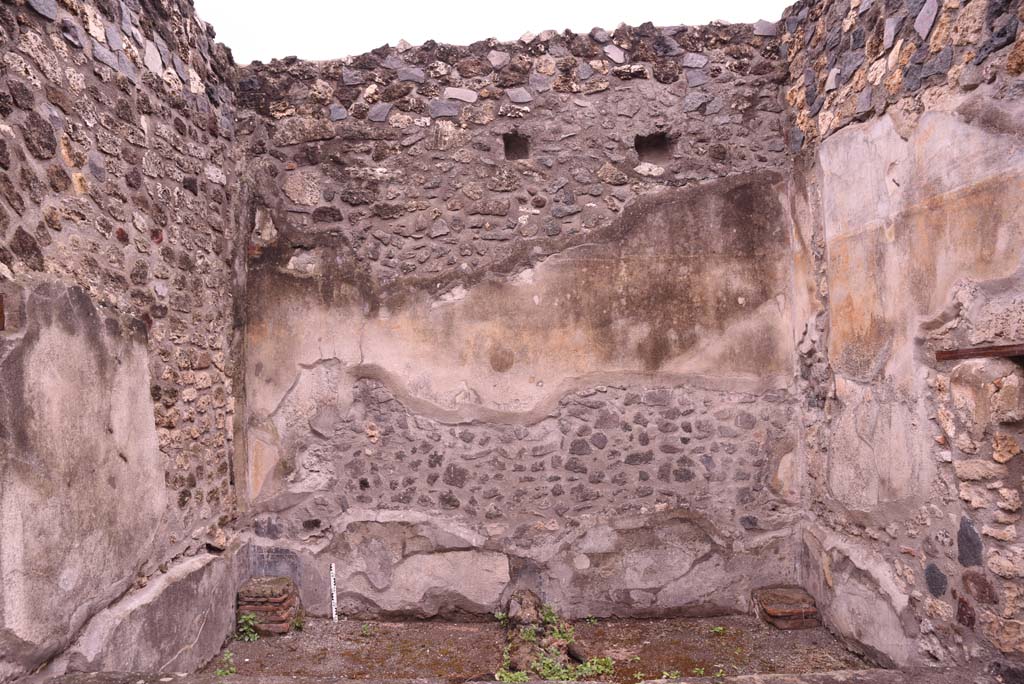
44 616 1009 684
195 615 866 681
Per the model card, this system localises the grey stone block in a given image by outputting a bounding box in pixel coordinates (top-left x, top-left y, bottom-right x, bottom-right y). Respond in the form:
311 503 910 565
27 0 57 20
429 99 463 118
914 0 939 39
443 87 478 103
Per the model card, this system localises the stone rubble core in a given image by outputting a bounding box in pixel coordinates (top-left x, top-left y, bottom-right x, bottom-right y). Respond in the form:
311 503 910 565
0 0 1023 681
500 590 589 676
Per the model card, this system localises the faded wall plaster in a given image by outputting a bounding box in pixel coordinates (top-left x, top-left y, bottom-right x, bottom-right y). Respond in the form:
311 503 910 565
799 102 1024 666
0 0 240 679
782 0 1024 666
0 284 165 677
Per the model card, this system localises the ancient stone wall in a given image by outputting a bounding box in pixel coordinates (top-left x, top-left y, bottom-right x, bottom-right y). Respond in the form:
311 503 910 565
2 0 1024 679
233 22 811 620
0 0 240 680
781 0 1024 668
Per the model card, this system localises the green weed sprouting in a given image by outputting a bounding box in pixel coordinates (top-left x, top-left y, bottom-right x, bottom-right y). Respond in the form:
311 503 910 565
496 645 529 682
235 613 260 642
550 622 575 644
540 604 558 625
214 651 236 677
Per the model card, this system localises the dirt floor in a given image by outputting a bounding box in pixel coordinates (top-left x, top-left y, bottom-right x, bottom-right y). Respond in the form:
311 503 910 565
572 615 867 681
199 615 867 682
200 619 508 680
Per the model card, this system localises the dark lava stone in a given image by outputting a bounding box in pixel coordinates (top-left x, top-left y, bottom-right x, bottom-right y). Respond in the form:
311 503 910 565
925 563 948 597
21 111 57 160
958 517 983 567
10 228 44 271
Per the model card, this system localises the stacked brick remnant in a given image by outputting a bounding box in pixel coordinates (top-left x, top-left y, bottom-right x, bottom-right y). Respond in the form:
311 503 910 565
237 576 302 636
753 586 821 630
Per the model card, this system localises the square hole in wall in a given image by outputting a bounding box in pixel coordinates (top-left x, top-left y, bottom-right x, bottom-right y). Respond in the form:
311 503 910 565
503 132 530 160
634 132 673 164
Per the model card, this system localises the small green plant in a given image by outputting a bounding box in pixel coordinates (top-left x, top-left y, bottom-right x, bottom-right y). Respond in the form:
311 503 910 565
710 625 727 636
214 651 236 677
532 648 574 681
496 645 530 683
519 625 538 642
291 614 305 631
550 622 575 644
661 671 681 679
236 613 260 642
633 673 646 681
713 669 726 679
628 655 642 663
691 667 705 676
575 656 615 679
495 611 510 628
500 640 616 682
360 623 375 637
585 616 599 625
540 604 559 625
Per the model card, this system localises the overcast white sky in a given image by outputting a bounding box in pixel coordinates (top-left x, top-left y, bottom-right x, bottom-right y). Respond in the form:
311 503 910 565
193 0 792 65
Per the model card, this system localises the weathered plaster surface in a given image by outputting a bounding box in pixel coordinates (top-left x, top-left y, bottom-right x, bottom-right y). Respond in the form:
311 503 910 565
795 51 1024 672
0 0 239 679
50 553 236 675
240 169 806 619
822 110 1024 390
246 170 796 420
2 0 1024 677
0 284 166 678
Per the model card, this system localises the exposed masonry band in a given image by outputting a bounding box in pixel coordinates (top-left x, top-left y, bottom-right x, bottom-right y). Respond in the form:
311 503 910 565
1 0 1024 681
